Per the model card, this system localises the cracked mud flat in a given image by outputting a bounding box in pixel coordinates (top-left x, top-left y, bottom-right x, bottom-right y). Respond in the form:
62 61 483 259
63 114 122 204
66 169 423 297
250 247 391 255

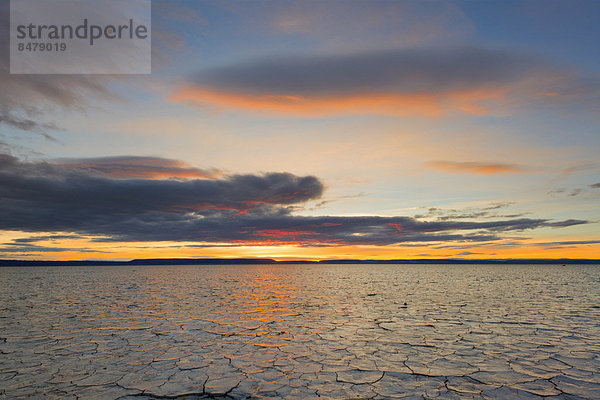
1 264 599 399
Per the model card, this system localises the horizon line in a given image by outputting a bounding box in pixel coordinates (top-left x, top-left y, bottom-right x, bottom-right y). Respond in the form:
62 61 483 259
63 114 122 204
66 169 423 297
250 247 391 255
1 257 599 266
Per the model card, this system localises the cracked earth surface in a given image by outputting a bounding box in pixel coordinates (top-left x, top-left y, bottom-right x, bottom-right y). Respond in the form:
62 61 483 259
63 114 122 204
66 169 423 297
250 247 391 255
1 264 599 399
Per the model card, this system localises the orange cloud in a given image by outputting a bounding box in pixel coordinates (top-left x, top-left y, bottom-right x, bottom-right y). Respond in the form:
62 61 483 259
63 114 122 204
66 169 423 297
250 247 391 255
427 161 528 175
169 85 506 117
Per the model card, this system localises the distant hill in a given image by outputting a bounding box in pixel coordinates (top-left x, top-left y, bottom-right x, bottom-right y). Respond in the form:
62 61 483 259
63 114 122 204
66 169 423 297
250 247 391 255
0 258 598 266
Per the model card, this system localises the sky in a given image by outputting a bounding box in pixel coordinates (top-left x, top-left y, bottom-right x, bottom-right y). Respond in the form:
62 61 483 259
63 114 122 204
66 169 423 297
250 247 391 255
1 0 599 261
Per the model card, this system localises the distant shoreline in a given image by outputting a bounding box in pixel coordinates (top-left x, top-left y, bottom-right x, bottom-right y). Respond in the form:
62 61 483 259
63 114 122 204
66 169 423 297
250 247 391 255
1 258 599 266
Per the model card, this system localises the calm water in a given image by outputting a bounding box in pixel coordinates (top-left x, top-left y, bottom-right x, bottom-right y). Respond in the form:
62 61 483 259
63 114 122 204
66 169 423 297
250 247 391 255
1 264 599 399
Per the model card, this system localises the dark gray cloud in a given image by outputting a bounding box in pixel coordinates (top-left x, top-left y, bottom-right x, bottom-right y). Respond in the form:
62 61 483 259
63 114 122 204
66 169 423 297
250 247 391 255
82 214 583 246
0 153 323 228
591 183 600 189
0 153 587 247
194 46 558 96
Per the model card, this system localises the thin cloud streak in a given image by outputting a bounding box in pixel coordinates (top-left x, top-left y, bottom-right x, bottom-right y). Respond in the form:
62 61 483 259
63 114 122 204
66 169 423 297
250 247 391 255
57 156 222 180
427 161 528 175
